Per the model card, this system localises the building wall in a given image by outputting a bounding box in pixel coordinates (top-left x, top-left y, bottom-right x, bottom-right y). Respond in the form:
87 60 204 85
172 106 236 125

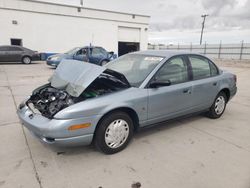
0 0 150 53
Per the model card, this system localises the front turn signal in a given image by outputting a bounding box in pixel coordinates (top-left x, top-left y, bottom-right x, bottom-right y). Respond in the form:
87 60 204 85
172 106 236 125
68 123 91 131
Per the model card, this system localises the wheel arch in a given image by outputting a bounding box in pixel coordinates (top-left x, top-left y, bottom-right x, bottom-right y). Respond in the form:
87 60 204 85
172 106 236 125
99 58 109 65
93 107 140 138
22 55 31 59
21 55 32 63
219 88 230 102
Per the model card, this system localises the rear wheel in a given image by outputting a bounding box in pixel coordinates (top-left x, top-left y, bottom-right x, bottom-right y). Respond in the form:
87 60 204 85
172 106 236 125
207 92 227 119
22 56 32 64
94 111 134 154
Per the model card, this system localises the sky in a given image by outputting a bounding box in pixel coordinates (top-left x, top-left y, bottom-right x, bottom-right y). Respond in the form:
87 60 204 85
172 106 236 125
38 0 250 45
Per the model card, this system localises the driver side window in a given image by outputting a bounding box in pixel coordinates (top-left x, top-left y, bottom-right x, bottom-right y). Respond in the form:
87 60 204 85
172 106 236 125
155 56 188 85
76 48 87 56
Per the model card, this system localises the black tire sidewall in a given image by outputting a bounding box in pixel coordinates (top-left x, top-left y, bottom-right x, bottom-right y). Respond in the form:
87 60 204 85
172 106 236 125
209 92 227 119
95 111 134 154
22 56 31 64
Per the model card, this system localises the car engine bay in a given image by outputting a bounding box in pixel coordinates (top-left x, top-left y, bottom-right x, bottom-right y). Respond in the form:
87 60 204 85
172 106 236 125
26 72 129 119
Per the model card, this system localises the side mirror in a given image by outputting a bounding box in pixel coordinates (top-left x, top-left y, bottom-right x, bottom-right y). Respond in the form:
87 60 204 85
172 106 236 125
149 80 171 88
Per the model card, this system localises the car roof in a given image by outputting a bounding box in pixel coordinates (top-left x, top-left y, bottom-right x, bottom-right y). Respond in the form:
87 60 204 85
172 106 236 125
81 46 103 49
133 50 205 59
0 45 23 48
0 45 31 50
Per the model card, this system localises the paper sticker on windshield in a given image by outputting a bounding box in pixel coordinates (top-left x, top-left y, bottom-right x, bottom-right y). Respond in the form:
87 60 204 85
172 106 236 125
144 57 163 61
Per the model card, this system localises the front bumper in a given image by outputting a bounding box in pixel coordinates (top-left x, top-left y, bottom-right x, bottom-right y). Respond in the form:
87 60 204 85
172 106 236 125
46 60 60 67
31 54 41 61
17 100 101 146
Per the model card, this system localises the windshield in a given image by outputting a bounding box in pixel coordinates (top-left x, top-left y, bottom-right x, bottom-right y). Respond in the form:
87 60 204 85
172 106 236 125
106 54 164 87
65 47 81 55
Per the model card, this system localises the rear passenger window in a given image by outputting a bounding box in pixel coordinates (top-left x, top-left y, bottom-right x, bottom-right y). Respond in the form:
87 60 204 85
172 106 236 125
10 47 22 51
210 61 219 76
189 56 211 80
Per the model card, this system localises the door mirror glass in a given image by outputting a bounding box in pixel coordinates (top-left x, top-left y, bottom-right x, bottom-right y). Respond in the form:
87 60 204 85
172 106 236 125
149 80 171 88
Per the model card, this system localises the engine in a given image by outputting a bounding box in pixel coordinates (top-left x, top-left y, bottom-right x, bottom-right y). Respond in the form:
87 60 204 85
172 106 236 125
26 73 129 119
27 85 74 119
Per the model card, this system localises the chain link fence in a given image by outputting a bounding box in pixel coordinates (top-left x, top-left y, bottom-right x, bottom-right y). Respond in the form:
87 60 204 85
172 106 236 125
148 41 250 60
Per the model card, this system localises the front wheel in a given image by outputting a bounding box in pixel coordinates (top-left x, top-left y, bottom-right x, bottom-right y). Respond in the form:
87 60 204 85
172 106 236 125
207 92 227 119
94 111 134 154
22 56 32 64
100 60 109 66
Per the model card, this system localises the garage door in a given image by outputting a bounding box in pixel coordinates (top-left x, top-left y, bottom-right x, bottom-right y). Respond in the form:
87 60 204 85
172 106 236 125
118 26 140 43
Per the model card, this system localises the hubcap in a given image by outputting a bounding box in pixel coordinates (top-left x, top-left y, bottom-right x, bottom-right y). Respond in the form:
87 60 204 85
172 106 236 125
215 96 225 115
105 119 129 149
23 57 31 64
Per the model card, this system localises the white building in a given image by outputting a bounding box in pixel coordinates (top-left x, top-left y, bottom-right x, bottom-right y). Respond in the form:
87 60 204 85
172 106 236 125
0 0 150 56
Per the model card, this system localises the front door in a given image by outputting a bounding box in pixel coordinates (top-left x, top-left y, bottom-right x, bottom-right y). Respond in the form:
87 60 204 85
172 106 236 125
147 56 193 123
73 48 88 62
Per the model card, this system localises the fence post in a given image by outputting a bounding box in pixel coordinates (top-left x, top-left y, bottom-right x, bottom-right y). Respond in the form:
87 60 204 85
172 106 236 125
204 41 207 54
218 41 222 59
190 42 192 52
240 40 244 60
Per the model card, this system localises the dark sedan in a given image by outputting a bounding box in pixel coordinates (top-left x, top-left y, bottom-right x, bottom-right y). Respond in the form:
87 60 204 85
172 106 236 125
0 45 40 64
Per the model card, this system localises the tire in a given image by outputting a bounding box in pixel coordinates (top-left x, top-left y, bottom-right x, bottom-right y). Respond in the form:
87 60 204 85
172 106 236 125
94 111 134 154
22 56 32 64
100 60 109 66
207 92 227 119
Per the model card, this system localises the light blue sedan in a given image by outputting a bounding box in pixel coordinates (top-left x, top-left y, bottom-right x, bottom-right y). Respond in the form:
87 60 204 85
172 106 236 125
17 50 237 154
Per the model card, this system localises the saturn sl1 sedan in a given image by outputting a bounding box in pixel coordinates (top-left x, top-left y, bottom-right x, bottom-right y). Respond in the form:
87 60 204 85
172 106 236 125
17 50 237 154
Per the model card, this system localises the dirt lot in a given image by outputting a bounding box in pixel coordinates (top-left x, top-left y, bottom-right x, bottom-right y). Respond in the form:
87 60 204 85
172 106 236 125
0 59 250 188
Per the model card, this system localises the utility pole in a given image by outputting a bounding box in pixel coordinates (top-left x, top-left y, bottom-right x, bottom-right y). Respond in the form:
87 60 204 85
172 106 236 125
200 14 209 45
80 0 83 6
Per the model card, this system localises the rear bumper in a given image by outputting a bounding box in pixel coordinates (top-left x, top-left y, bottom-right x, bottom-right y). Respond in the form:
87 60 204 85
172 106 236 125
17 100 101 146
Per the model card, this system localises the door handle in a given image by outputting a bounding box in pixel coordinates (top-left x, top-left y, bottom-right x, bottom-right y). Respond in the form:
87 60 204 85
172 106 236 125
213 82 217 86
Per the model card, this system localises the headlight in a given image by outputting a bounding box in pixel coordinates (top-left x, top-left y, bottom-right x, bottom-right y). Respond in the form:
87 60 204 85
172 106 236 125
51 56 59 61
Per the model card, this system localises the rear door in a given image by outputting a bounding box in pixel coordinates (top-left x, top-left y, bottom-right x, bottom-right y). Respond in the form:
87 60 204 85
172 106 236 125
89 47 107 64
187 55 220 110
147 56 193 123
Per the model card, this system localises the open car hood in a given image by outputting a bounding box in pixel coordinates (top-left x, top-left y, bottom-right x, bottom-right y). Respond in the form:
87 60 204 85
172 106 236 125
49 60 129 97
